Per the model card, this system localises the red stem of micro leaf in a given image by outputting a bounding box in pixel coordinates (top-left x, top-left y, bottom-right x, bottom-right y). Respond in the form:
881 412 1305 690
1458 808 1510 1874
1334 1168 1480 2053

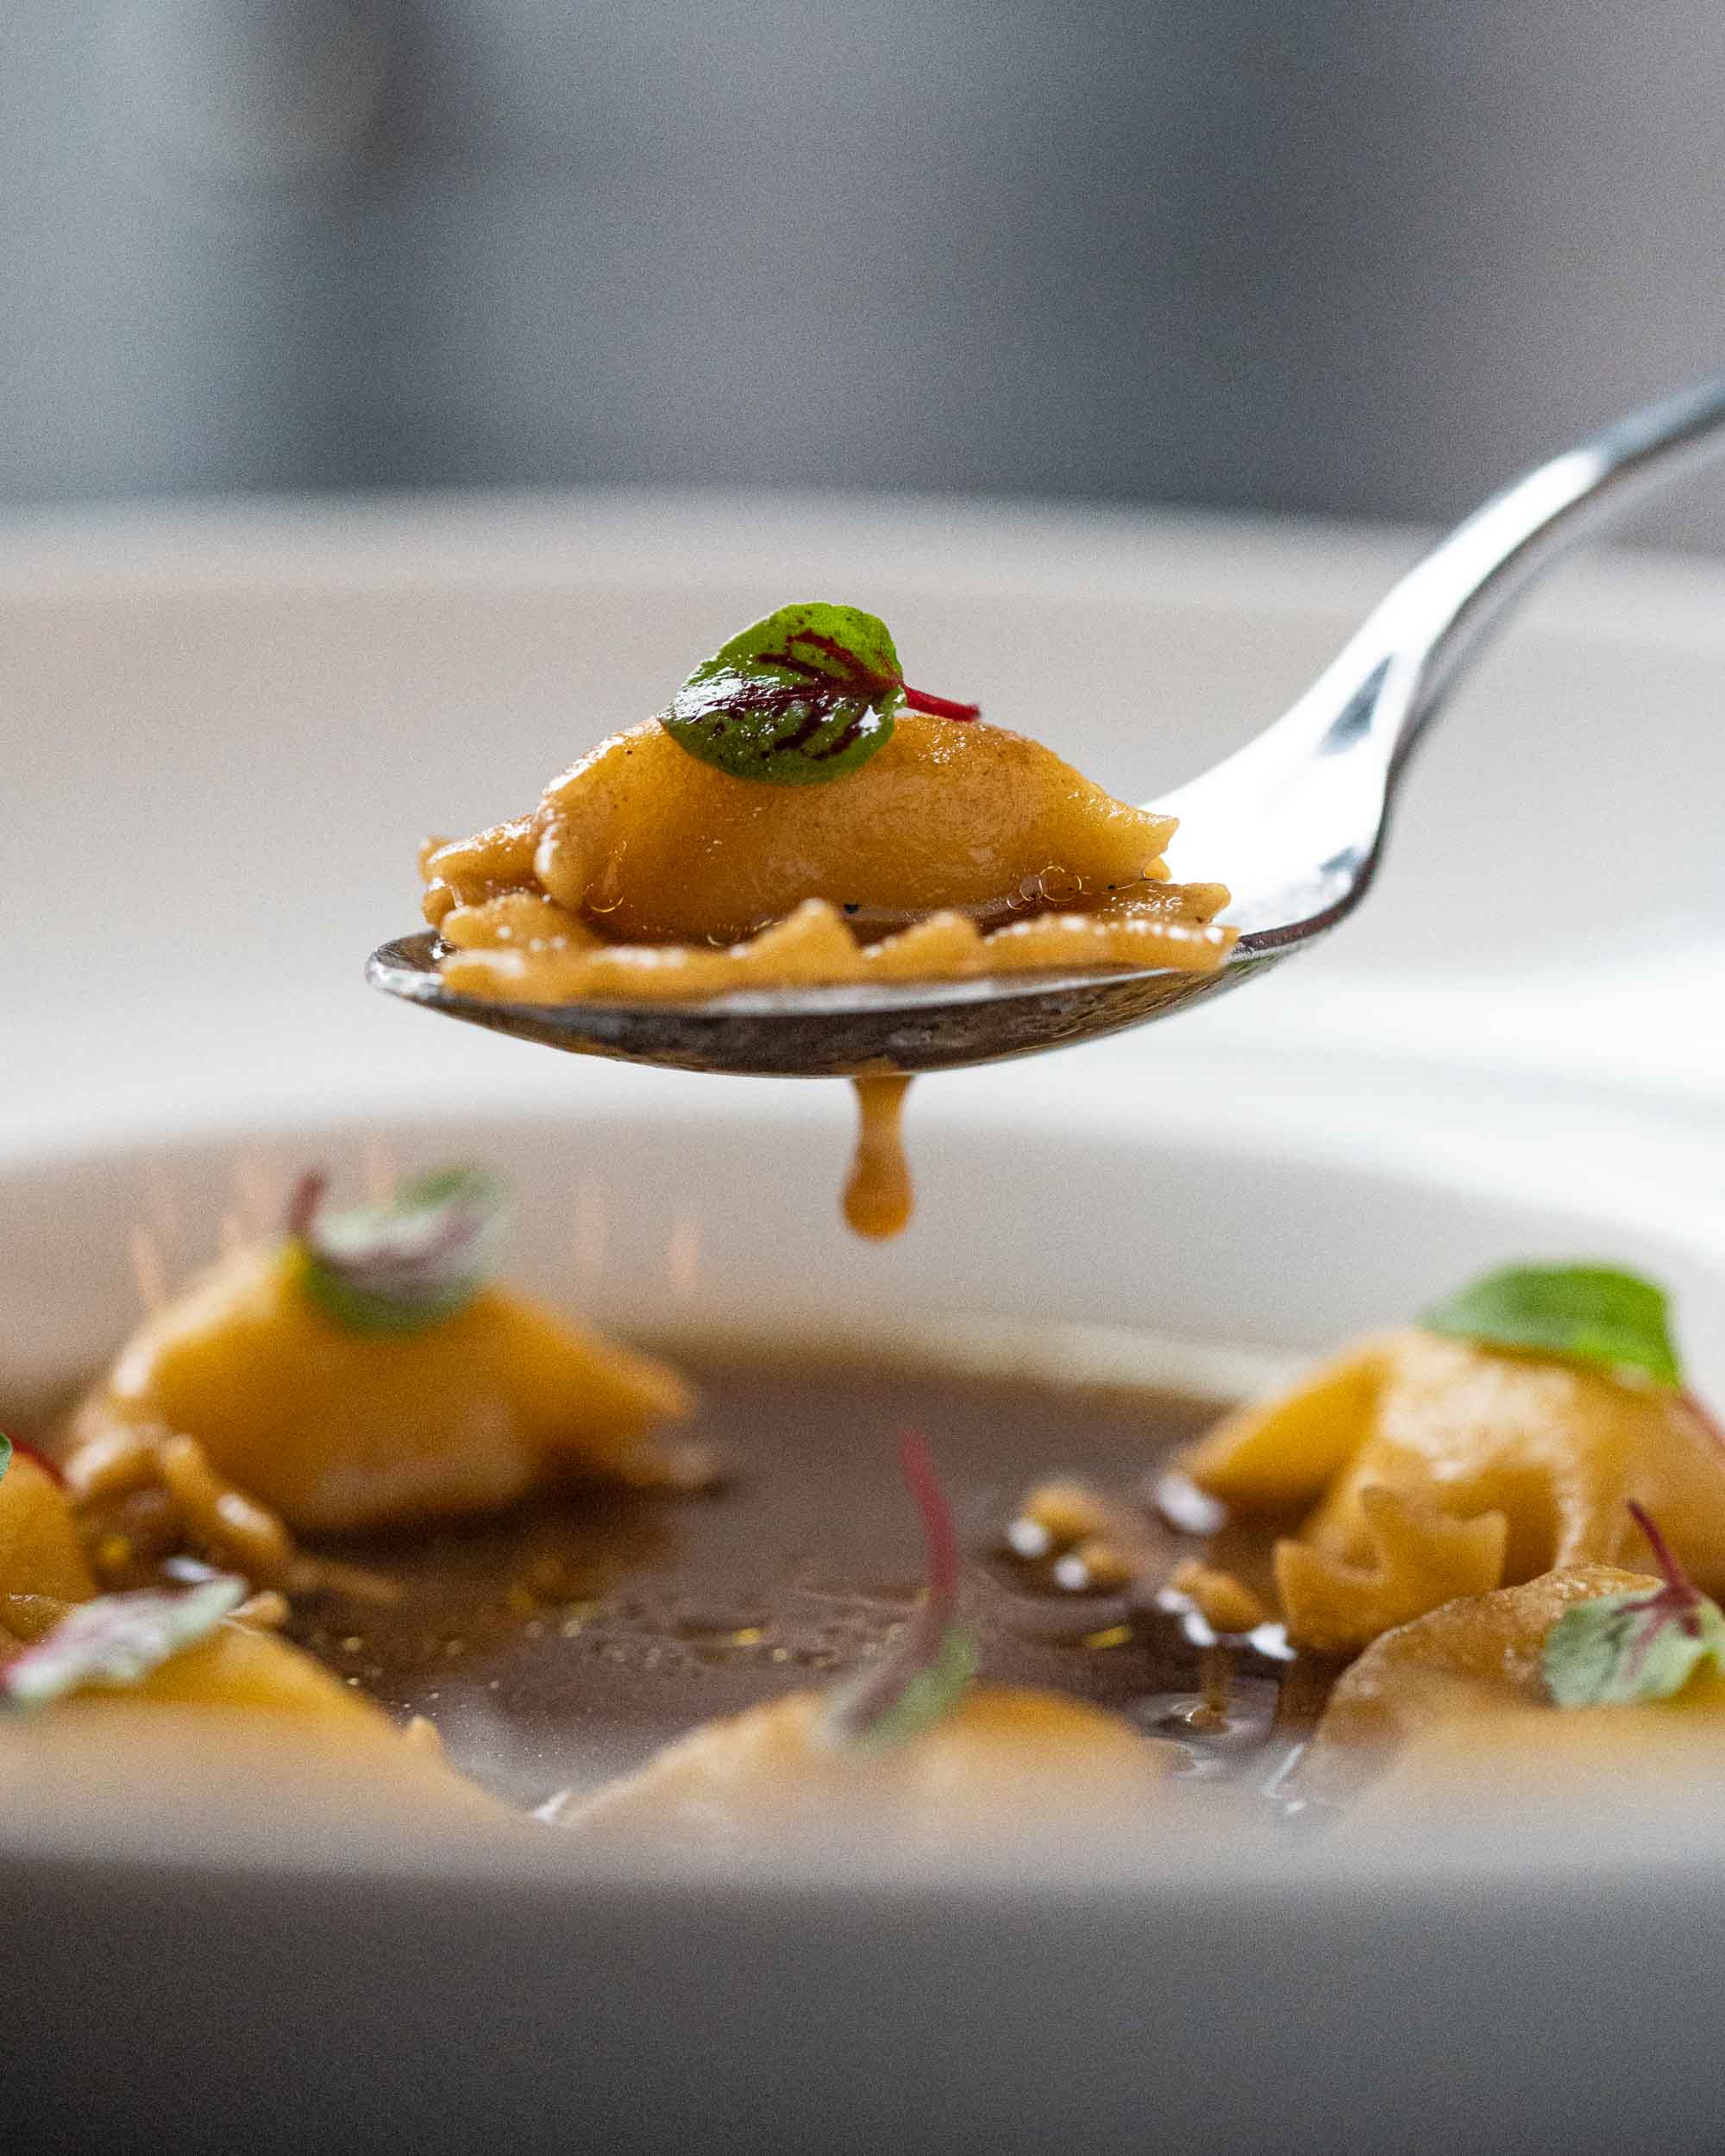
898 1428 961 1628
284 1170 328 1243
757 634 980 724
1624 1497 1705 1642
901 685 981 722
825 1431 961 1740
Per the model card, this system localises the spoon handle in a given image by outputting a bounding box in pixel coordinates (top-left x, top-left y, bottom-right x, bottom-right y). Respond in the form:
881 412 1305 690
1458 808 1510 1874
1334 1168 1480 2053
1289 374 1725 774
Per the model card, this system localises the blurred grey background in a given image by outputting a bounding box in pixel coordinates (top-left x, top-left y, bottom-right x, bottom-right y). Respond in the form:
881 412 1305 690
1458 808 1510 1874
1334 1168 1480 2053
6 1 1725 542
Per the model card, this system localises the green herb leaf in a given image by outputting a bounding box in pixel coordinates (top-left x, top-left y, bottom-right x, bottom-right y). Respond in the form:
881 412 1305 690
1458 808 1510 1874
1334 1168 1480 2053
291 1167 510 1337
1544 1589 1725 1706
821 1432 979 1750
0 1435 10 1485
2 1576 247 1711
1420 1263 1681 1389
664 602 979 786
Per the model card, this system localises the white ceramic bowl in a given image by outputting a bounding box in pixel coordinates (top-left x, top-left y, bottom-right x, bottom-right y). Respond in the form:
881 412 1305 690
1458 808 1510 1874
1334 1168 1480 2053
8 490 1725 2147
4 1084 1725 2154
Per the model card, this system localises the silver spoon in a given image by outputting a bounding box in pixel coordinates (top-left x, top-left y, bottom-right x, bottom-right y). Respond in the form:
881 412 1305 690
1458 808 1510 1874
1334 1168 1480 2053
369 377 1725 1077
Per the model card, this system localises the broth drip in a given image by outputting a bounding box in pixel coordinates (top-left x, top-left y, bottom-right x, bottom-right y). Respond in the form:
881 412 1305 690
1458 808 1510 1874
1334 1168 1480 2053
843 1075 915 1239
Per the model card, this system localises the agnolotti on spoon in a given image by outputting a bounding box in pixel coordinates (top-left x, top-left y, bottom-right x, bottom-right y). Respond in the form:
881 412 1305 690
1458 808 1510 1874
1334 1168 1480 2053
371 377 1725 1091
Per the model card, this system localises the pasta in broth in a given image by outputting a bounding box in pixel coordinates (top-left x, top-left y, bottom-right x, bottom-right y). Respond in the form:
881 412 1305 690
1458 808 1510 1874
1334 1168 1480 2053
6 1246 1724 1843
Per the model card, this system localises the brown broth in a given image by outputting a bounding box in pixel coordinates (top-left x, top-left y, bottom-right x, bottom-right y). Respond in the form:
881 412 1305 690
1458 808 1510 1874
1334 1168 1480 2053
254 1346 1314 1809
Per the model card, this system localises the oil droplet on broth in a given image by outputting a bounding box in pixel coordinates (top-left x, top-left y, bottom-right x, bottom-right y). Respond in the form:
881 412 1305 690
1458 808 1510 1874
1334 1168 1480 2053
843 1075 914 1239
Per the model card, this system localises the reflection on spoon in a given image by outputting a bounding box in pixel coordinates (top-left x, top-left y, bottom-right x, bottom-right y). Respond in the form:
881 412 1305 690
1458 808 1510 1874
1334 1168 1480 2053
843 1075 914 1240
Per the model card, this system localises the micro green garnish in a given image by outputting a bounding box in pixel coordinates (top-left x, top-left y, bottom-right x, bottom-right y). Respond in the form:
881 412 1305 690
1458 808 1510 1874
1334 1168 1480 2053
0 1435 9 1485
820 1430 978 1751
1 1576 246 1711
663 602 981 786
1420 1263 1683 1389
288 1166 510 1337
1543 1502 1725 1708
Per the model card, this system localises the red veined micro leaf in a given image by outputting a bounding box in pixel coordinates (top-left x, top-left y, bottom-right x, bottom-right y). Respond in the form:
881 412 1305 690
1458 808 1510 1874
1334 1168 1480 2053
664 603 980 786
287 1166 510 1337
1543 1501 1725 1707
2 1576 248 1711
820 1430 978 1750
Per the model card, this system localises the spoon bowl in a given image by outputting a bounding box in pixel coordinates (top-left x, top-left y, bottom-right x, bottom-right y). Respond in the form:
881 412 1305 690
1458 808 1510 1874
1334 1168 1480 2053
370 378 1725 1077
367 929 1283 1077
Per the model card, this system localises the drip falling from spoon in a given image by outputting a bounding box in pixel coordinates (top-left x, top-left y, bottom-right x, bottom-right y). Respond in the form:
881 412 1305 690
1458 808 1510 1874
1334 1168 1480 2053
843 1075 915 1240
